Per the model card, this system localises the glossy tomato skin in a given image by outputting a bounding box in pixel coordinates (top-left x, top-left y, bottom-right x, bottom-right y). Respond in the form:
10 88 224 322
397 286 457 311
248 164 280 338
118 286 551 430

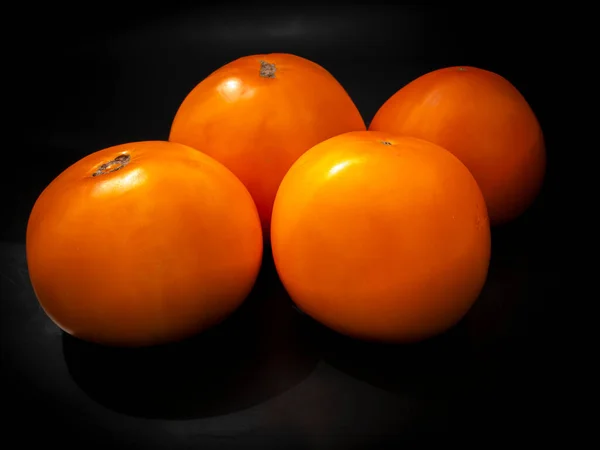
26 141 263 347
369 66 546 225
169 53 366 236
271 131 491 343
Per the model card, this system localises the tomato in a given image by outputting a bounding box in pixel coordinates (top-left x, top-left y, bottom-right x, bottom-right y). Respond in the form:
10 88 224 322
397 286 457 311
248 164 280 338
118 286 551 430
169 53 366 235
26 141 263 347
369 66 546 225
271 131 491 343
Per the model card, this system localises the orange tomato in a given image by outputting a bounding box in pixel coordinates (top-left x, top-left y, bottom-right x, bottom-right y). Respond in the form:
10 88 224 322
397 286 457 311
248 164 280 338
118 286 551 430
369 66 546 225
271 131 491 343
169 53 366 235
26 141 263 347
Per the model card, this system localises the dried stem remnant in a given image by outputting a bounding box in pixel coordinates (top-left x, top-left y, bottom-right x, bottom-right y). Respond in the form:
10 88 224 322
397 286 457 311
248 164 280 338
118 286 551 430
93 154 131 177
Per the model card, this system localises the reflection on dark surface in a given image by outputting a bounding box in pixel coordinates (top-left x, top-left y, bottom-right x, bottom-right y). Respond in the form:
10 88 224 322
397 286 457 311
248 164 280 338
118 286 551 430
305 326 474 436
62 254 318 419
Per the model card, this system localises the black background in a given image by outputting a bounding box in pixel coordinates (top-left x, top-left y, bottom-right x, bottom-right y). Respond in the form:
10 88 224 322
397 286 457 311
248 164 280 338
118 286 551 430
3 5 571 449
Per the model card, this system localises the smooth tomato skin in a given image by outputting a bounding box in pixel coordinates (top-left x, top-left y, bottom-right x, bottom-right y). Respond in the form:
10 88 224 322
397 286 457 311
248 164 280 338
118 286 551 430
26 141 263 347
169 53 366 236
369 66 546 225
271 131 491 343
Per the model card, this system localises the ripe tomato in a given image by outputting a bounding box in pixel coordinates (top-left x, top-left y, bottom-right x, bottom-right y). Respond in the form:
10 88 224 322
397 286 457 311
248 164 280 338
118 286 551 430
369 66 546 225
169 53 366 235
271 131 491 343
26 141 263 347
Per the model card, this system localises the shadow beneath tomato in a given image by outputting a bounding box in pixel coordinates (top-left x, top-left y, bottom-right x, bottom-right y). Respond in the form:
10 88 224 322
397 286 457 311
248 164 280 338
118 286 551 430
62 252 319 420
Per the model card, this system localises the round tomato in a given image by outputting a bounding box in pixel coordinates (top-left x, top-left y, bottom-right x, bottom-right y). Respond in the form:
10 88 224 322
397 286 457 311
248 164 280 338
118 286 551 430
169 53 366 235
271 131 491 343
369 66 546 225
26 141 263 347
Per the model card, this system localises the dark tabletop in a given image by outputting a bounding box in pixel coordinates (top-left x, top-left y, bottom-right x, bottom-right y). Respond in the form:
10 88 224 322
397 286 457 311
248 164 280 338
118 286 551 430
3 5 569 449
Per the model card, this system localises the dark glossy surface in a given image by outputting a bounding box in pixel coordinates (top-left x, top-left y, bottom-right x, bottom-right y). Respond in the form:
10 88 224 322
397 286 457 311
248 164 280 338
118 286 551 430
3 5 567 448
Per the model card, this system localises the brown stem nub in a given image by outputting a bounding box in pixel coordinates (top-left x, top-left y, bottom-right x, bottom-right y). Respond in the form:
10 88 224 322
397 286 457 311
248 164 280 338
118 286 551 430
92 153 131 177
380 141 392 146
259 60 276 78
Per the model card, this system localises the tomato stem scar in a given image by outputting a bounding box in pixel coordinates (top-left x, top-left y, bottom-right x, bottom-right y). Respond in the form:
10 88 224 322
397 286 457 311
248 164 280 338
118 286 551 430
259 60 276 78
380 141 392 146
457 67 467 71
92 153 131 177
